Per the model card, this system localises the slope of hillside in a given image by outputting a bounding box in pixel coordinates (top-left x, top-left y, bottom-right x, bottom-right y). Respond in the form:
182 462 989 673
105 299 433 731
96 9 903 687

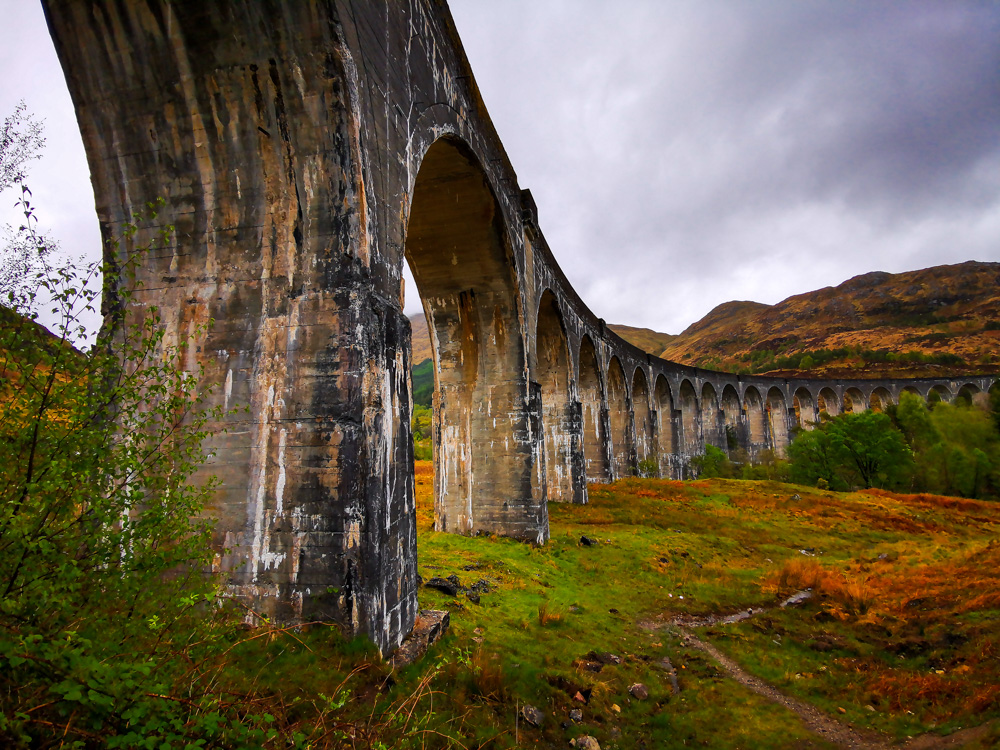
657 261 1000 378
606 324 677 355
409 313 432 366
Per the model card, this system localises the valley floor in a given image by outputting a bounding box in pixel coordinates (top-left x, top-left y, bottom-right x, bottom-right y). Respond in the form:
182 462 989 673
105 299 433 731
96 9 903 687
409 462 1000 748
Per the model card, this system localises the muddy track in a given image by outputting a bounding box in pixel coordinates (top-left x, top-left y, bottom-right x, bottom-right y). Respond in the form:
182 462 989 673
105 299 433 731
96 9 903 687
641 597 992 749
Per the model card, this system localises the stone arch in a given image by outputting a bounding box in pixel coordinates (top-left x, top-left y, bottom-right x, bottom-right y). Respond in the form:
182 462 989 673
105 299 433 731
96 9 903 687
818 387 840 418
869 387 892 413
956 383 982 407
606 357 631 478
928 384 951 405
720 385 742 454
793 387 817 430
535 290 574 502
655 375 676 476
844 387 867 413
701 383 722 448
901 385 921 400
743 386 767 447
632 368 654 467
766 387 790 455
678 379 701 455
578 335 609 482
405 136 538 538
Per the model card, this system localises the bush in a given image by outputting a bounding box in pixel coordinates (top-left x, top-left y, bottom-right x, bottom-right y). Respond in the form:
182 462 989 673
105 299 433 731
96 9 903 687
638 457 659 478
0 172 303 744
691 444 735 478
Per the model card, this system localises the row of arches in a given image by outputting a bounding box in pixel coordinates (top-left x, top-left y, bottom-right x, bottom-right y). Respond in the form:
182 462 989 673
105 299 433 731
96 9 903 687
530 291 997 490
404 138 996 527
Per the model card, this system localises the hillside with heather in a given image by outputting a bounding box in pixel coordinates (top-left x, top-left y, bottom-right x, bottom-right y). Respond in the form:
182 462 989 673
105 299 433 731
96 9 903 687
632 261 1000 378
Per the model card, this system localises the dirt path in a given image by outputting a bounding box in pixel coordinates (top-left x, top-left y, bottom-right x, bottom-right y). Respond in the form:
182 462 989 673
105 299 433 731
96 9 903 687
641 599 992 749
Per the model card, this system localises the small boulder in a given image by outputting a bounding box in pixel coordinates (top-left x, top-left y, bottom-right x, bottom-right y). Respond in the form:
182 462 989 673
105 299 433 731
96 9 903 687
573 737 600 750
520 704 544 727
446 573 462 587
425 577 460 596
470 578 493 593
580 535 598 547
629 683 649 700
591 651 623 666
569 708 583 723
465 591 480 604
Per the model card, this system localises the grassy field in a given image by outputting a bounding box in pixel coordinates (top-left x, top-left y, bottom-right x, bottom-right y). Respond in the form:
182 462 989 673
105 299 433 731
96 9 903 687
230 462 1000 748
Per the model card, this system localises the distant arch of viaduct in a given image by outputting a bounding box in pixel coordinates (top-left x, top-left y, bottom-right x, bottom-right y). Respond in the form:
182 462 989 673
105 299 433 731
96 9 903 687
45 0 998 653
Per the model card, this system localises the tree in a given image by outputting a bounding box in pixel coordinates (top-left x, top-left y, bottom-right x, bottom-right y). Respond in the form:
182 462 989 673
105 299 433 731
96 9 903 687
691 444 734 478
0 106 277 747
827 411 912 488
0 101 43 189
788 411 911 490
1 101 54 313
788 426 840 489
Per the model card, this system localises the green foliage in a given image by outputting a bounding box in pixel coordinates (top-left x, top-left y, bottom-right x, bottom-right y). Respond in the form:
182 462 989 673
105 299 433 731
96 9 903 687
738 346 967 375
411 403 433 460
637 457 659 478
0 197 269 746
411 357 434 407
893 394 1000 499
792 392 1000 499
691 444 734 478
739 449 791 481
789 411 911 490
788 427 843 490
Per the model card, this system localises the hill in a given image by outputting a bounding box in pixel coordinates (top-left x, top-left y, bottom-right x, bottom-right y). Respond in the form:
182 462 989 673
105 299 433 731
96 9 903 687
606 324 677 355
656 261 1000 378
410 312 433 366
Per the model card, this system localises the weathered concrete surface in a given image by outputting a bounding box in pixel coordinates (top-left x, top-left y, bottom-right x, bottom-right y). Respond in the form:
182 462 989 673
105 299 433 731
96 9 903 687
45 0 998 652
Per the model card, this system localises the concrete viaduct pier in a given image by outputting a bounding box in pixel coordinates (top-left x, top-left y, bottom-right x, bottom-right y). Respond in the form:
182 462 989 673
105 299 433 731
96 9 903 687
44 0 998 652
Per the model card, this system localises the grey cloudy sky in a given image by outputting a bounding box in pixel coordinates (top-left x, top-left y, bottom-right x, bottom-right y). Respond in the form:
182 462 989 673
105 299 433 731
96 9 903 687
3 1 999 335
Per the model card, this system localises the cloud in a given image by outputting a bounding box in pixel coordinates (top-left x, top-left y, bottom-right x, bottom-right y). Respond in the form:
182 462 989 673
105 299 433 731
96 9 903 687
447 0 1000 332
3 1 998 336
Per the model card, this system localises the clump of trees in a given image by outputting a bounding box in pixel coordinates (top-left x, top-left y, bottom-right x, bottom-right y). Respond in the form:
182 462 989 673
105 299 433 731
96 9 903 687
729 346 967 375
788 391 1000 498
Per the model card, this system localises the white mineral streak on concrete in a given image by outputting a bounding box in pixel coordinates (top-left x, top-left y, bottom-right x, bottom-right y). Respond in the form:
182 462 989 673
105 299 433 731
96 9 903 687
275 428 287 515
224 367 233 409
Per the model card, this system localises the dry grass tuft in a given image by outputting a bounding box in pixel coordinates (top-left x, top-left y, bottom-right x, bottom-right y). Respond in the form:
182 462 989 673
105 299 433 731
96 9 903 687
537 601 563 627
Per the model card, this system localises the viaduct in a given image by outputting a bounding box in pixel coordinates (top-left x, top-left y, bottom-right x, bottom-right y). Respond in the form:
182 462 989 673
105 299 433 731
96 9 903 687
45 0 997 654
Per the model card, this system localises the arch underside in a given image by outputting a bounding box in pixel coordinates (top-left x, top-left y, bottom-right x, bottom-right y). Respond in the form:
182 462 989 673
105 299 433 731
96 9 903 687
406 137 545 541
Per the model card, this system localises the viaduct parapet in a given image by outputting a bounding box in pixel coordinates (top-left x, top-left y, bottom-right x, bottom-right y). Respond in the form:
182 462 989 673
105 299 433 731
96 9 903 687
44 0 997 653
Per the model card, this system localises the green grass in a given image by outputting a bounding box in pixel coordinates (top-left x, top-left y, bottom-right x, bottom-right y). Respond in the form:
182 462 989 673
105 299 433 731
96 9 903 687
213 465 1000 748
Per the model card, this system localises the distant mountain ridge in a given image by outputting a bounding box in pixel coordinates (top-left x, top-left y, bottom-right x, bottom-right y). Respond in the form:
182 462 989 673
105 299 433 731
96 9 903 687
408 261 1000 382
656 260 1000 378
